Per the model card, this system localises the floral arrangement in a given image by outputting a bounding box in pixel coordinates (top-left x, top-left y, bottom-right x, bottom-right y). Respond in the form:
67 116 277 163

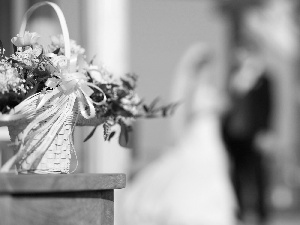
0 31 177 174
0 32 177 143
0 1 177 174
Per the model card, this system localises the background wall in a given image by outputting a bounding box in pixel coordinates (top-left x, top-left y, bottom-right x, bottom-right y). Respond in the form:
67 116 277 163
129 0 230 168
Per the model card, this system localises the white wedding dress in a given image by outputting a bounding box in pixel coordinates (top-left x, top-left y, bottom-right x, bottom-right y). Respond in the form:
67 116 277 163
121 44 237 225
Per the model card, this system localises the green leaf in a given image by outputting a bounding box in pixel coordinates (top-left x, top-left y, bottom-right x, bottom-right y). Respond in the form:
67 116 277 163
83 126 98 142
123 129 129 144
125 73 138 82
52 48 60 54
149 97 160 111
103 122 111 141
118 119 132 144
120 78 134 90
162 107 168 117
143 105 149 113
108 131 116 141
89 55 96 65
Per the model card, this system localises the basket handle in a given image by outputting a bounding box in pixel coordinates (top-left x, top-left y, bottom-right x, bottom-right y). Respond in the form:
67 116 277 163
19 1 71 59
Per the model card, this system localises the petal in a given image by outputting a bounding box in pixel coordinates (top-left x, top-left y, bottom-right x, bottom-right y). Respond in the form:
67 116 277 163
11 37 24 47
30 32 40 44
23 35 31 45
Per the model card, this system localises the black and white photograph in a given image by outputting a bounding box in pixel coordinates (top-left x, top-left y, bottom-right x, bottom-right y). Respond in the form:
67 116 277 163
0 0 299 224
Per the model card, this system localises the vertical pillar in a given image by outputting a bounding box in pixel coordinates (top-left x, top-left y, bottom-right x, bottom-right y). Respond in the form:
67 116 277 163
81 2 130 224
81 0 130 174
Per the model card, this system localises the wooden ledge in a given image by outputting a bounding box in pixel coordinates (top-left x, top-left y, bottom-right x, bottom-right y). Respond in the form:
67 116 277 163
0 173 126 194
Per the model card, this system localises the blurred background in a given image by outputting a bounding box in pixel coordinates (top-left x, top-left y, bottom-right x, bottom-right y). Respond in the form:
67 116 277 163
1 0 300 224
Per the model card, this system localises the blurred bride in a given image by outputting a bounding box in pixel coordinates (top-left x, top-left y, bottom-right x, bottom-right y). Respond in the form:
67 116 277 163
121 44 237 225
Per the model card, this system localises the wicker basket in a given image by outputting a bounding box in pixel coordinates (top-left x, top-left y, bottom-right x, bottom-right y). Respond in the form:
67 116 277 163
0 2 103 174
2 101 103 174
0 91 79 174
7 116 74 174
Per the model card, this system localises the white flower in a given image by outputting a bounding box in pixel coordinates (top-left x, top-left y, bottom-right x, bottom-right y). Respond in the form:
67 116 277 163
0 60 22 93
50 35 85 56
70 40 85 55
11 31 40 47
50 55 68 70
50 35 64 48
11 47 39 69
121 93 141 115
88 65 111 84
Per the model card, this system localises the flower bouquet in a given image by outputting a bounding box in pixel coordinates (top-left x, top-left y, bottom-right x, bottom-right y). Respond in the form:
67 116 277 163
0 2 177 174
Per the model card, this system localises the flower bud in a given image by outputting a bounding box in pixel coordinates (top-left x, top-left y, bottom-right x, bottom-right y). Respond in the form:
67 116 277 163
11 31 40 47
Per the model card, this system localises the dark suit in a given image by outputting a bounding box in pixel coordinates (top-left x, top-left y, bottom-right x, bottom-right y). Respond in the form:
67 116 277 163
222 74 272 222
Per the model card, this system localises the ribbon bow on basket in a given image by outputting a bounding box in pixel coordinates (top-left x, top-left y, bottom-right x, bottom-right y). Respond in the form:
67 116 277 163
0 2 177 174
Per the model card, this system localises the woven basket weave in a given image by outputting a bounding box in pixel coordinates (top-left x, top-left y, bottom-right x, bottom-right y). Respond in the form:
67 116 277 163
8 117 74 174
0 2 103 174
2 92 80 173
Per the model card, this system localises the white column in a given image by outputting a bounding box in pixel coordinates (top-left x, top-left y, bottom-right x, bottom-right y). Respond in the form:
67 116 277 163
82 2 130 224
82 0 130 173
